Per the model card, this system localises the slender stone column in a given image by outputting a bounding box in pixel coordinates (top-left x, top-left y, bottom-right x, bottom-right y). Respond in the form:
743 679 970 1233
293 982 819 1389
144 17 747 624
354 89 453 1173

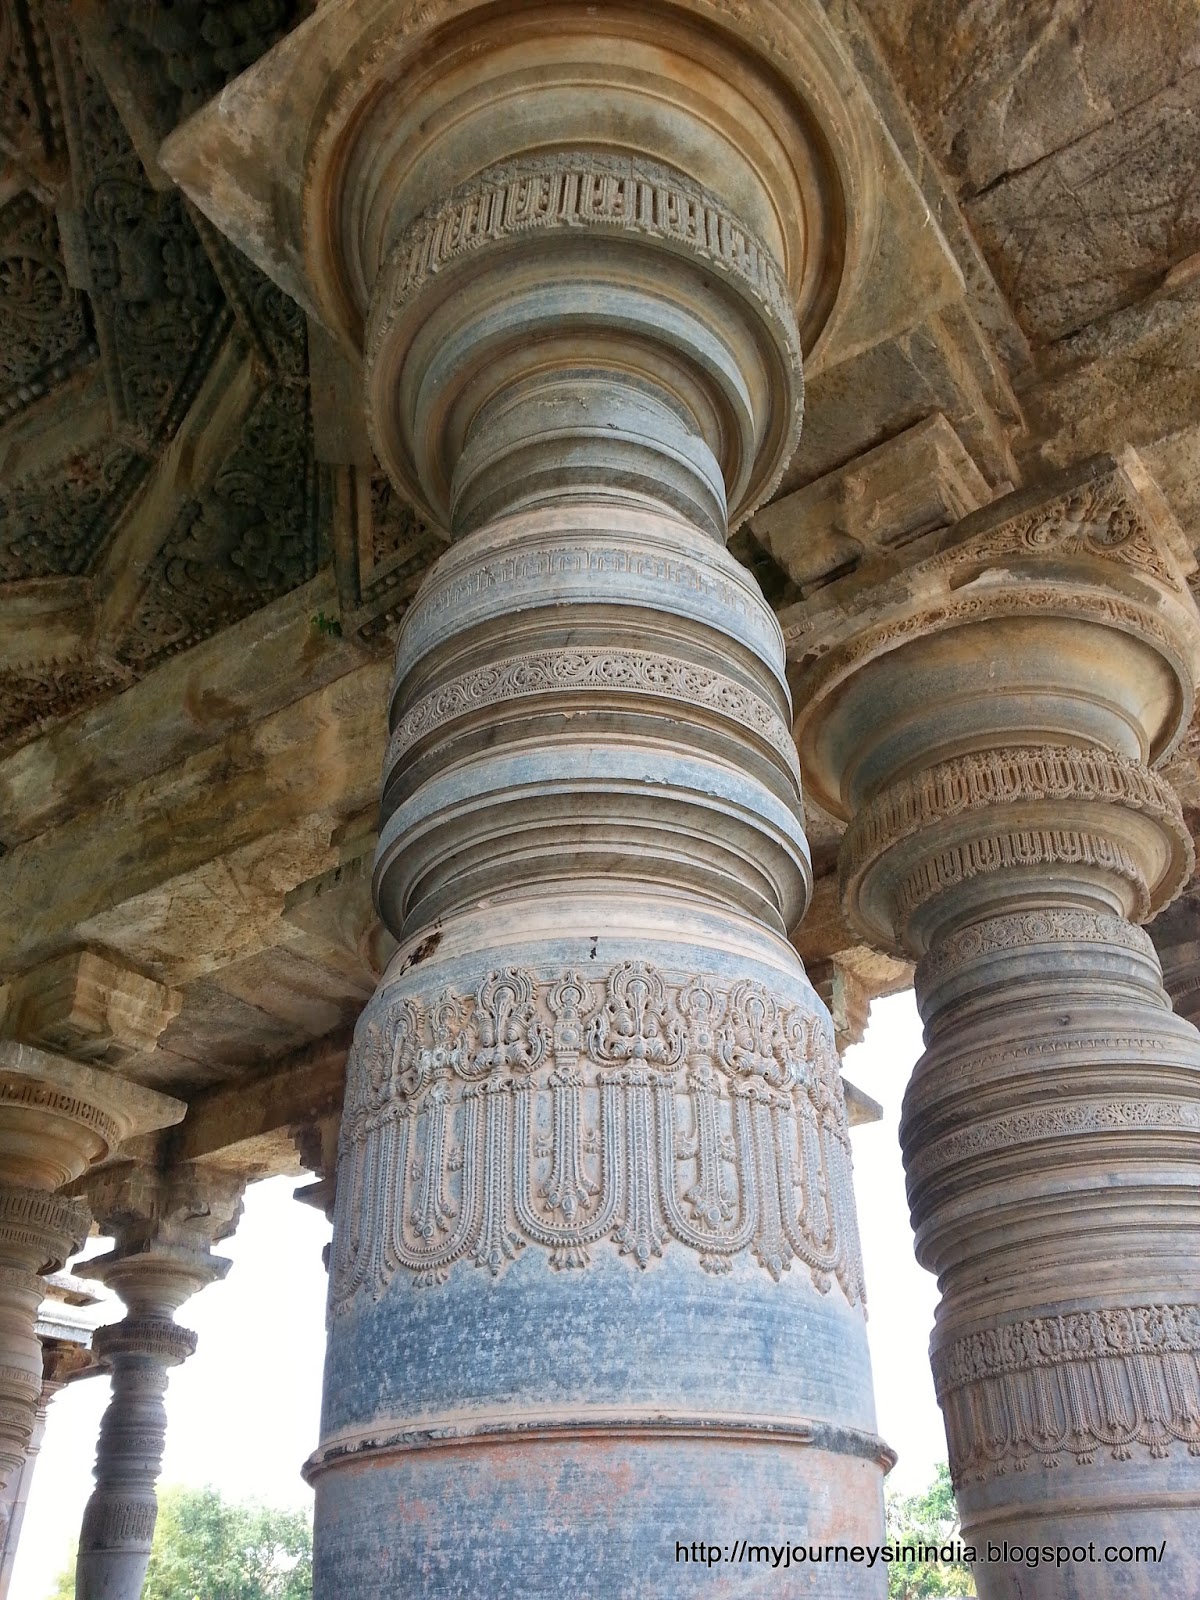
0 1044 182 1495
72 1165 242 1600
0 1381 57 1600
0 1394 47 1600
792 460 1200 1598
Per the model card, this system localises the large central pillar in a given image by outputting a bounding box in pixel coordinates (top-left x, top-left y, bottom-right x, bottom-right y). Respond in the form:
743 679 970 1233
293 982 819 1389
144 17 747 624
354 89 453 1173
792 461 1200 1598
311 176 885 1595
155 5 891 1586
272 31 887 1600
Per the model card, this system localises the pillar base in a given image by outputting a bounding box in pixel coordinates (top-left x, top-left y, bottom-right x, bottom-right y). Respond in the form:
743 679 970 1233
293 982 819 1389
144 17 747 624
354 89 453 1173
314 1432 888 1598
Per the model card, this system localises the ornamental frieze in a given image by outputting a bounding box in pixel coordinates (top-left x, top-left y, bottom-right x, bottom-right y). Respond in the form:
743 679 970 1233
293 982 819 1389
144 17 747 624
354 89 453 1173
916 909 1157 989
934 1304 1200 1481
931 476 1183 592
371 151 798 341
839 744 1194 944
330 960 863 1310
906 1098 1200 1189
789 585 1194 719
385 647 800 783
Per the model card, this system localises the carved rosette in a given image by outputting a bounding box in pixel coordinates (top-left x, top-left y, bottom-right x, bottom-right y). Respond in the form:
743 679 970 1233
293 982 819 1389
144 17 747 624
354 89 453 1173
791 464 1200 1588
332 959 862 1309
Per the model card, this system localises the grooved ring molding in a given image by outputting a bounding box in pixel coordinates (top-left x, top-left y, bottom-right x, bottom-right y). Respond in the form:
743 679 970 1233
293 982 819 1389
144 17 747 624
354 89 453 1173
385 647 801 785
841 745 1192 934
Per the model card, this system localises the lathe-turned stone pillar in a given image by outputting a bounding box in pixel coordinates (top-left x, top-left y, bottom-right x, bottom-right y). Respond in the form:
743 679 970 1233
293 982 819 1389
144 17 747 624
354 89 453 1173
792 458 1200 1598
71 1164 243 1600
0 1319 99 1599
0 1036 182 1496
159 9 885 1594
314 183 886 1596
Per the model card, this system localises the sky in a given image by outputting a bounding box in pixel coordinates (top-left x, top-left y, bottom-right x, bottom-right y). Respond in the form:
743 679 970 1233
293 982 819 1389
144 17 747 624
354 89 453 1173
12 988 942 1598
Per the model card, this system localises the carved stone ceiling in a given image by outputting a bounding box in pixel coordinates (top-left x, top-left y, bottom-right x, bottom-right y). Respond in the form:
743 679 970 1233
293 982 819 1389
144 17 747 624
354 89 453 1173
0 0 443 758
1 0 1199 1170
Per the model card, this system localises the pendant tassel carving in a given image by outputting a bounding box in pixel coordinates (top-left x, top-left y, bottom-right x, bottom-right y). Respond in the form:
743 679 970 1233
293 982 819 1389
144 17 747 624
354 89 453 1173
332 962 862 1311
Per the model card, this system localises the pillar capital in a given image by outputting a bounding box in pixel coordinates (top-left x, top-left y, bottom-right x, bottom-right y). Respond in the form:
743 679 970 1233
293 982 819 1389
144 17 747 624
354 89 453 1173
790 455 1200 957
0 1044 184 1195
361 147 802 537
74 1160 243 1313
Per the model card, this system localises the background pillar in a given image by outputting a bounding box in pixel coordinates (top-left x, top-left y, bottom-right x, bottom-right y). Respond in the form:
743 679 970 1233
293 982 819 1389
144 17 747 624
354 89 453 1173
792 460 1200 1598
71 1164 243 1600
0 1039 181 1496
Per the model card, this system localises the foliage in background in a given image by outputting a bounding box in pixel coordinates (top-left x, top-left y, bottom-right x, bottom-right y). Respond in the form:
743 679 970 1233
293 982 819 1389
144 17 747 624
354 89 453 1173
46 1467 976 1598
887 1462 976 1598
48 1484 312 1600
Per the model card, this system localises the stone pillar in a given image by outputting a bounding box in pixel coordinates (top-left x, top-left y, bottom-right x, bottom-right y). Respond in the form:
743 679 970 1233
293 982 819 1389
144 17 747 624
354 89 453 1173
159 7 895 1588
0 1335 97 1600
70 1164 242 1600
309 172 887 1593
791 460 1200 1598
157 22 876 1600
0 1384 54 1600
0 1037 182 1495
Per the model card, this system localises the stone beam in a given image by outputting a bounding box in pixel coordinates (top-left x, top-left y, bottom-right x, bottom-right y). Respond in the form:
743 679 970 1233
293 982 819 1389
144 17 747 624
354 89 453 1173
0 580 94 674
0 950 180 1065
91 334 260 651
751 413 991 594
168 1038 347 1174
0 570 362 850
0 657 388 978
809 948 912 1056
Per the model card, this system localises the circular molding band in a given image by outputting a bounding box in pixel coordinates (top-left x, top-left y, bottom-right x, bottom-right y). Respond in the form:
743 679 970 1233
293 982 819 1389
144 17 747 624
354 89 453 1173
365 150 804 529
840 745 1193 948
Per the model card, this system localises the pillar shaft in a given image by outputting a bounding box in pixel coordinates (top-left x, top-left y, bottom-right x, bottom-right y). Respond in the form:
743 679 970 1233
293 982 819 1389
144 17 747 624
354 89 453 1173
316 501 883 1594
0 1383 55 1600
0 1189 87 1488
72 1165 241 1600
76 1317 196 1600
793 461 1200 1598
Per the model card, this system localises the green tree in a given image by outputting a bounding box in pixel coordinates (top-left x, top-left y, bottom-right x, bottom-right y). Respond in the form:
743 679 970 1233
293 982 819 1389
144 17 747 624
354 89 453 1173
887 1462 976 1598
48 1485 312 1600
